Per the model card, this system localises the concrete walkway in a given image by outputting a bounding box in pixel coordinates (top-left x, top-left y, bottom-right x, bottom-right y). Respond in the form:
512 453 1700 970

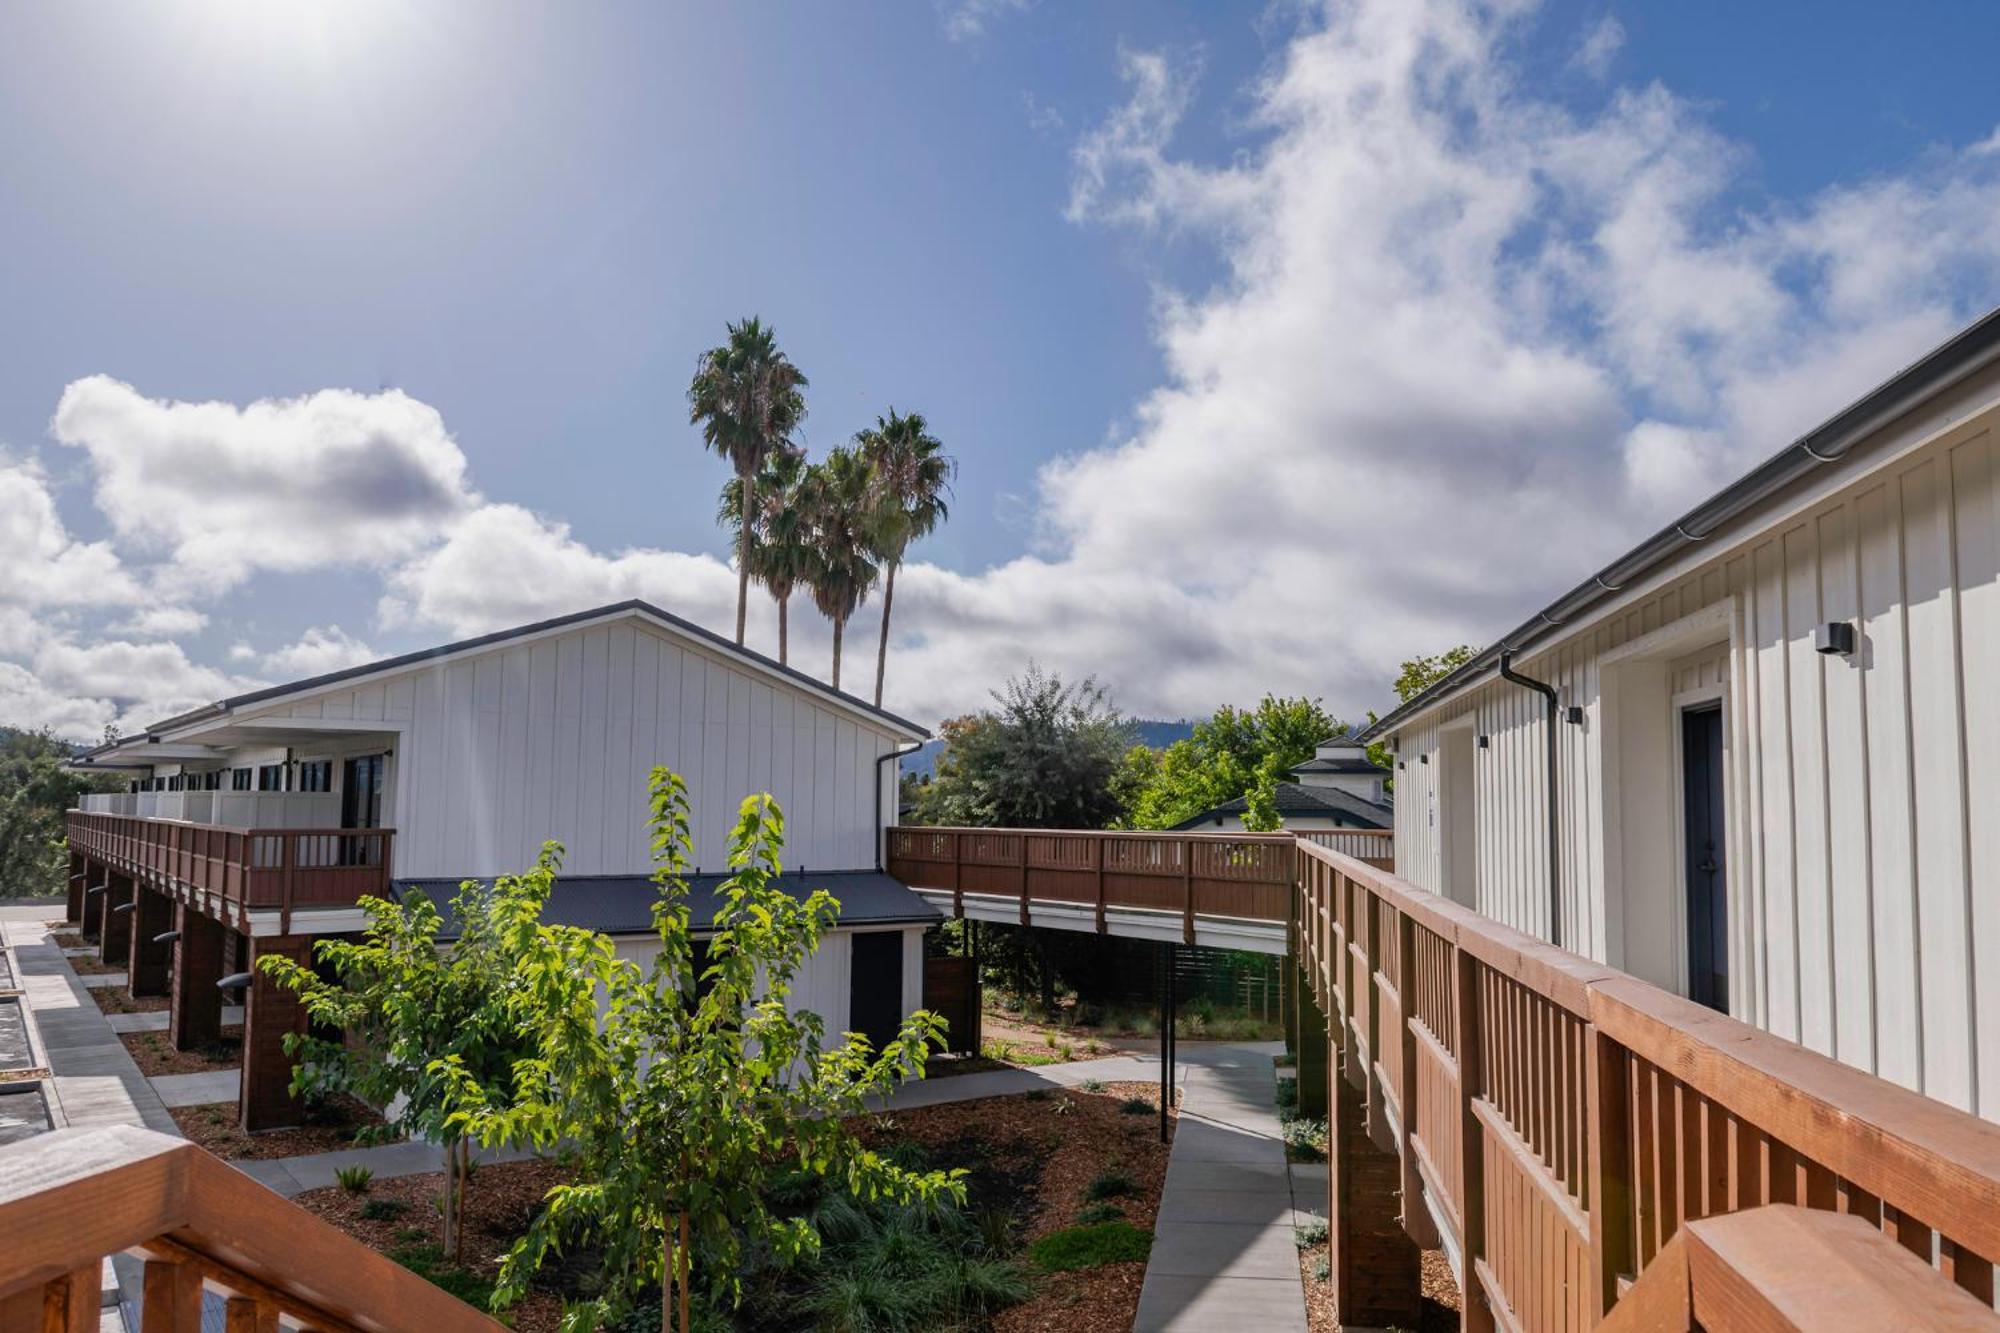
0 906 176 1136
1136 1042 1309 1333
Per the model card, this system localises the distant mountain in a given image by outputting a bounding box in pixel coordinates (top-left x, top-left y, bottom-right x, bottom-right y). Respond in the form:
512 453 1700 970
898 717 1197 779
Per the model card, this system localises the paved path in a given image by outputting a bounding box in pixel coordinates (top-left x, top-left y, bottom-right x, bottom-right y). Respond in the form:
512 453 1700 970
1135 1041 1310 1333
0 906 176 1136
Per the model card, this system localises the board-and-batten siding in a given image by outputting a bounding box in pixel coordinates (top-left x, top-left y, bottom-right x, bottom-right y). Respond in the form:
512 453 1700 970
1392 417 2000 1121
258 619 899 882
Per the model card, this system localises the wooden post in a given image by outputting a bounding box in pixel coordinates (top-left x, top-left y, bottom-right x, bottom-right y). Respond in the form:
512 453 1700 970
65 852 86 926
1093 837 1107 935
951 831 963 920
1396 909 1440 1248
1295 962 1329 1120
99 875 133 967
127 884 175 998
1586 1026 1633 1319
1456 945 1495 1333
1181 838 1196 946
1016 833 1029 927
1330 1017 1423 1328
170 902 228 1053
224 1295 282 1333
143 1257 204 1330
241 935 311 1132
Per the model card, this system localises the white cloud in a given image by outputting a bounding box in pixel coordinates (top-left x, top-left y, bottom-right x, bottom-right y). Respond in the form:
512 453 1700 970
12 636 258 739
938 0 1030 43
114 606 209 638
379 503 746 639
259 625 379 678
51 376 475 597
1570 15 1625 79
0 456 144 610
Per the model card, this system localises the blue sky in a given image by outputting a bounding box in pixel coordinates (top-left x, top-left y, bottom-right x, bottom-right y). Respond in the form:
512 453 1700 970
6 1 2000 738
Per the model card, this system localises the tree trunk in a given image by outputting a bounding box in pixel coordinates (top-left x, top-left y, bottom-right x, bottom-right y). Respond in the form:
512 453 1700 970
873 561 897 707
831 615 845 691
735 472 755 646
441 1136 459 1261
662 1219 677 1333
678 1211 692 1333
778 590 789 665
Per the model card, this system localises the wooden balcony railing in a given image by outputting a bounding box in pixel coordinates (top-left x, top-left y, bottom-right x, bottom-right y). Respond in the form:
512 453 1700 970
67 811 394 933
0 1125 505 1332
887 826 1297 940
1295 838 2000 1330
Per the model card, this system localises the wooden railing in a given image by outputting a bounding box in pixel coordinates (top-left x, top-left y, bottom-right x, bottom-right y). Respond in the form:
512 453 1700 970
886 826 1295 941
0 1125 505 1332
1292 826 1395 866
1295 838 2000 1330
67 811 394 932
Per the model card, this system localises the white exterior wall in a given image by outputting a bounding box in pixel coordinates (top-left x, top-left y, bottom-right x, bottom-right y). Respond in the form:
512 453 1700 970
612 924 927 1039
1389 385 2000 1121
233 616 906 881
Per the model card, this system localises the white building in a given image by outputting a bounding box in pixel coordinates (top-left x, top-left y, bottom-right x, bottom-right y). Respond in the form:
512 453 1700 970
69 600 936 1069
1363 309 2000 1121
1174 732 1392 832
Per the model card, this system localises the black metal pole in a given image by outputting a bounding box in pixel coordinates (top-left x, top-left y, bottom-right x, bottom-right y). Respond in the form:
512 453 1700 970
1167 943 1178 1123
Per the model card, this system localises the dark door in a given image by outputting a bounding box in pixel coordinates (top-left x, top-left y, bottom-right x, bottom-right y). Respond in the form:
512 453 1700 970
848 932 904 1054
339 754 386 867
340 754 384 828
1681 706 1728 1012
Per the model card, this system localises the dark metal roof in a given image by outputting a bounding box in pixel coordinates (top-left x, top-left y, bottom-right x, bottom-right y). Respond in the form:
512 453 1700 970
1361 304 2000 740
396 869 942 938
1172 781 1392 831
78 600 929 760
1290 756 1387 776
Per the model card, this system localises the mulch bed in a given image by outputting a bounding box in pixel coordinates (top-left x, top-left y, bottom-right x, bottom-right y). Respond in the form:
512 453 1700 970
68 953 123 976
294 1082 1178 1332
49 932 83 950
859 1080 1177 1333
121 1028 242 1077
1298 1243 1460 1332
91 988 166 1016
171 1095 386 1160
296 1157 572 1333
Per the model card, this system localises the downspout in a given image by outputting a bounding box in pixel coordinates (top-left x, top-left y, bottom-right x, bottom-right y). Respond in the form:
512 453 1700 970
1498 650 1562 950
874 741 925 872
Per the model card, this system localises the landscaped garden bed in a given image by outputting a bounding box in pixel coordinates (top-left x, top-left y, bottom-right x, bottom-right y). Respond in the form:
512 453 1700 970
290 1081 1177 1331
170 1095 385 1160
120 1027 241 1077
90 987 166 1016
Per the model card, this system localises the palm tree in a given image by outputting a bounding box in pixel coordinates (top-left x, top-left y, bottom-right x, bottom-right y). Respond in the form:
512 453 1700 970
801 447 879 691
717 447 813 665
688 317 808 646
856 409 955 708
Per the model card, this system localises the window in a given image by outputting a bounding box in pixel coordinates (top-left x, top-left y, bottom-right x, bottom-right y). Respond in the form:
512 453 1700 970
257 764 285 792
166 773 184 792
231 767 252 791
200 770 222 791
298 759 333 793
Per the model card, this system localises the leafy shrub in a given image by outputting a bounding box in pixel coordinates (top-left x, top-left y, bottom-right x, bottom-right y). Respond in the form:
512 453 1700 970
1294 1219 1329 1249
1079 1078 1106 1093
360 1197 410 1221
1273 1052 1297 1068
1275 1076 1299 1113
386 1243 496 1309
1118 1096 1153 1116
1309 1252 1331 1283
1282 1117 1328 1163
335 1164 373 1194
1028 1222 1153 1271
1076 1202 1124 1225
1084 1168 1137 1202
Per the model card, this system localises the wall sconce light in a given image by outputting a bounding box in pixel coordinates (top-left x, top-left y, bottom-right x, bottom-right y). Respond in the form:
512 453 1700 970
1419 753 1430 765
1477 735 1490 749
1814 621 1856 657
1397 761 1406 771
111 901 135 915
217 972 253 996
152 930 180 946
1565 706 1585 725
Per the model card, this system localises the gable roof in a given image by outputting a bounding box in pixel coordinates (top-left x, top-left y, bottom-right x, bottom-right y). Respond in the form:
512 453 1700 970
1361 304 2000 741
1290 755 1387 777
74 600 929 763
1172 781 1393 830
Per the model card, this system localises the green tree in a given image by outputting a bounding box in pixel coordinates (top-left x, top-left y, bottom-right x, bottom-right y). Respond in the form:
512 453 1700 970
256 873 539 1262
0 727 120 898
856 408 955 708
1121 695 1343 831
689 317 809 648
1367 643 1479 773
718 447 814 666
800 445 879 690
436 770 958 1333
912 664 1131 830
